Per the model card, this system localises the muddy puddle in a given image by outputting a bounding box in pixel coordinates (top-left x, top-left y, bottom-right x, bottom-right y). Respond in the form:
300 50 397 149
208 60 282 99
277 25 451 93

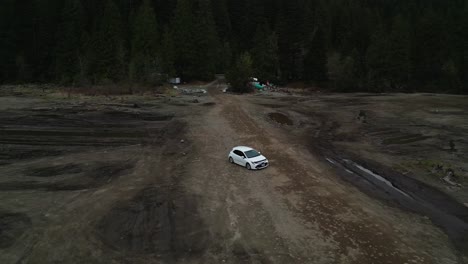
268 112 293 126
324 153 468 251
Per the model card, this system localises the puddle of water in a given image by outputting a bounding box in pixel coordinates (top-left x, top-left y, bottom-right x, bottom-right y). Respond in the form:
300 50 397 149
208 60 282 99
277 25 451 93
353 163 412 198
329 158 411 198
268 113 293 126
325 154 468 252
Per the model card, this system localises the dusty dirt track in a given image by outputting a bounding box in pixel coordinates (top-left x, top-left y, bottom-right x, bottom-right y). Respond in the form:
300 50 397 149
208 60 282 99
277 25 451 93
0 83 467 263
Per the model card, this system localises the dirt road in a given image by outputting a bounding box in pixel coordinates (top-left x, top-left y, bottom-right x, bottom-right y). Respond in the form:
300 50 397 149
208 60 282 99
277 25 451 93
181 85 463 263
0 84 465 263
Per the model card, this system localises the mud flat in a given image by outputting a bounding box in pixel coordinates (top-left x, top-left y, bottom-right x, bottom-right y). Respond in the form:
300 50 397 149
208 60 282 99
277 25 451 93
0 90 208 263
250 92 468 257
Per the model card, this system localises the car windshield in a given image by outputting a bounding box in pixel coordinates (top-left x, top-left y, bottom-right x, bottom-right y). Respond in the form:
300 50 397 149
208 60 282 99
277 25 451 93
245 150 261 158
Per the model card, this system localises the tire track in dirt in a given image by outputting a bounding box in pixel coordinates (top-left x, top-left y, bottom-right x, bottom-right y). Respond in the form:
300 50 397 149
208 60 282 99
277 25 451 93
212 91 432 264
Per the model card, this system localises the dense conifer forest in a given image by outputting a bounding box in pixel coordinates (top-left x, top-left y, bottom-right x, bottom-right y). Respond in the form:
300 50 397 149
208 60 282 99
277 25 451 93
1 0 467 93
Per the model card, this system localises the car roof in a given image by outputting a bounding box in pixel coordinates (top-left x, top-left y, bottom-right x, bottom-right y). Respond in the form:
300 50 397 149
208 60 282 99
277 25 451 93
233 146 254 152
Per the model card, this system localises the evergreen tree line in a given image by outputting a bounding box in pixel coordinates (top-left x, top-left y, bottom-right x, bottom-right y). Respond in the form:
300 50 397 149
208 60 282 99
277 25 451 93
0 0 467 93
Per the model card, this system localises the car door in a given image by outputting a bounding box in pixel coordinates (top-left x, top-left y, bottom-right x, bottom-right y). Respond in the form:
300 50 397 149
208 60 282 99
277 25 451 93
233 150 243 165
238 151 247 166
232 150 240 164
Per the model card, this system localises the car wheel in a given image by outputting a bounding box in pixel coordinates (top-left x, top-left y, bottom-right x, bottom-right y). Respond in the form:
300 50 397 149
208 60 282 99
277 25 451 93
246 163 251 170
229 157 234 163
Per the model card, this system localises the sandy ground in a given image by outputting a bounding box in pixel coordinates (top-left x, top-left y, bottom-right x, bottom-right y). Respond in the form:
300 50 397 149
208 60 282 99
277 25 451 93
0 83 467 263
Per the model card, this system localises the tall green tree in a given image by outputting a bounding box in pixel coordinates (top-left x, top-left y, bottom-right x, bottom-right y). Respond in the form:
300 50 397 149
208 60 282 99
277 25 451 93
211 0 231 40
0 0 16 83
303 27 327 83
172 0 197 80
10 0 36 82
366 25 389 91
161 27 176 77
192 0 221 80
129 0 160 83
55 0 86 84
251 21 279 82
386 15 411 90
92 0 125 82
32 0 63 82
227 52 253 93
411 8 447 90
327 52 356 91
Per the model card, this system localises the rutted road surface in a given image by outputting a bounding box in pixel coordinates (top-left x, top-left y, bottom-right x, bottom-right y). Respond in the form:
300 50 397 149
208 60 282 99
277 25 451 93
182 85 462 263
0 83 464 264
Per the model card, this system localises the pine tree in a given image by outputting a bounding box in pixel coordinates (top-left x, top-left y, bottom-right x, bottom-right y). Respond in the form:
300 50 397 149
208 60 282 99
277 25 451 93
251 21 279 82
10 0 36 82
161 27 175 77
172 0 197 80
55 0 85 84
386 15 411 90
0 0 16 83
33 0 63 82
276 0 308 80
327 52 355 92
192 0 220 80
93 0 125 83
303 27 327 83
129 0 160 83
211 0 231 40
366 25 389 91
219 41 233 72
227 52 253 93
412 8 447 90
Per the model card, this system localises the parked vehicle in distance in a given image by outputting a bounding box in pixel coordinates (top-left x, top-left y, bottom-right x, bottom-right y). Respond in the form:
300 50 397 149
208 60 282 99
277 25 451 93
228 146 269 170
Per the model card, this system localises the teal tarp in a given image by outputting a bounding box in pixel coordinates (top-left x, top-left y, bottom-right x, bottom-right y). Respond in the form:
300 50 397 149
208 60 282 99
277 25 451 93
253 82 264 90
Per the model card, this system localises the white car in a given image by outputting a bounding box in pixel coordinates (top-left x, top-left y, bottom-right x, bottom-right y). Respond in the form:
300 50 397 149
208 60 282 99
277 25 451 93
228 146 269 170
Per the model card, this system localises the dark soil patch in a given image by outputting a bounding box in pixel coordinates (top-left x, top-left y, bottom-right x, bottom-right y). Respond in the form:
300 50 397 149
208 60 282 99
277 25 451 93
382 134 431 145
354 93 394 97
0 161 135 191
311 140 468 253
140 113 173 121
0 148 63 161
367 129 401 136
170 103 189 107
268 113 293 126
89 162 135 181
103 111 172 121
26 164 83 177
47 161 135 191
0 211 32 249
0 129 148 138
202 102 216 106
258 103 284 108
97 187 208 257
